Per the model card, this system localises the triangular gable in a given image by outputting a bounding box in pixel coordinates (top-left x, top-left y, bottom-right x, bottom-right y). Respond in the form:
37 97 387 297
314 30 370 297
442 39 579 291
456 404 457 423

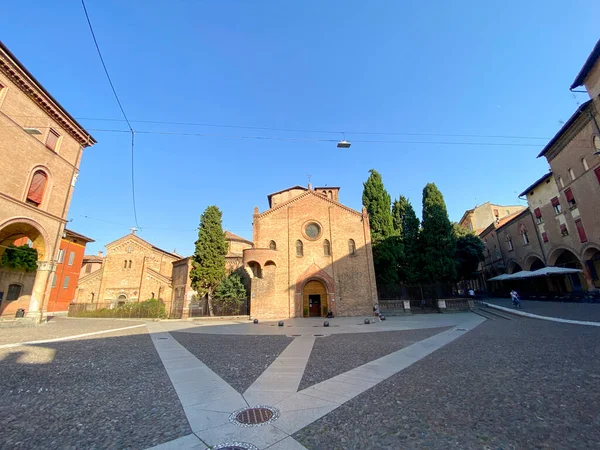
146 267 172 284
77 268 102 284
258 190 363 219
105 233 178 258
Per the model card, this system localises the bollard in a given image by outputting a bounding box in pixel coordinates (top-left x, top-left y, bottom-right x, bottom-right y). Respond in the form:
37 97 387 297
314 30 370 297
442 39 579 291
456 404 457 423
278 321 284 327
253 319 259 324
324 321 329 327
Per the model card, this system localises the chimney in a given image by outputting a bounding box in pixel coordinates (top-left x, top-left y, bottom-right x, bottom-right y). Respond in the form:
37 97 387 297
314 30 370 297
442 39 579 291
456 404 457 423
98 251 104 257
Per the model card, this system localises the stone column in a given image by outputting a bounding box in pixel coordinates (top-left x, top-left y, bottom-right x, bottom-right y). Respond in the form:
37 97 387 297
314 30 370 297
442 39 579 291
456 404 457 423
26 260 55 321
582 264 597 291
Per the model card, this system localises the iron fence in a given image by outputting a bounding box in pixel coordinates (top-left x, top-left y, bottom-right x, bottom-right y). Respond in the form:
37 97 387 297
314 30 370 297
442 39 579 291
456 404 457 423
189 298 249 317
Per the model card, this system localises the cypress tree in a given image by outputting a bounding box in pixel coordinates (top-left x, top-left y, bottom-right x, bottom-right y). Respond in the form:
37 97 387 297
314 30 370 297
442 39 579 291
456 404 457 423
420 183 457 282
190 206 228 316
362 169 402 286
392 196 420 284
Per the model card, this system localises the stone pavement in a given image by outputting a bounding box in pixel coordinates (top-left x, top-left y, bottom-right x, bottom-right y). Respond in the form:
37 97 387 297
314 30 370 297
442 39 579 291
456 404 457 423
147 313 485 449
485 297 600 322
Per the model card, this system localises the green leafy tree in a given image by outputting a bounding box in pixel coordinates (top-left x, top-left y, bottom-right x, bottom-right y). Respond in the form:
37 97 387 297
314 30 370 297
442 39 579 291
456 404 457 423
453 224 485 281
392 196 421 284
0 244 38 272
215 273 248 313
362 169 402 286
190 206 228 316
420 183 457 282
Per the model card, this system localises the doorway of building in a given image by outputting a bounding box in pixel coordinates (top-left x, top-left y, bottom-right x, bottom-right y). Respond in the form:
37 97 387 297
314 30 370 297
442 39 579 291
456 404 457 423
308 294 321 317
302 279 327 317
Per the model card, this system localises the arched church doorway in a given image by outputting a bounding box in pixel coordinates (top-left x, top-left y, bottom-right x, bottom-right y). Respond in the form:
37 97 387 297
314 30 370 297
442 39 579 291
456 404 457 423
303 280 327 317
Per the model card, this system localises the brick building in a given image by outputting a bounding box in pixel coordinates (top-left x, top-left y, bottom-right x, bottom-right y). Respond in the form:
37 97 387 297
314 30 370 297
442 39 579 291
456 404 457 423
474 39 600 296
46 229 94 314
0 42 95 319
459 202 525 234
243 184 377 319
75 232 179 309
225 231 253 273
81 251 104 278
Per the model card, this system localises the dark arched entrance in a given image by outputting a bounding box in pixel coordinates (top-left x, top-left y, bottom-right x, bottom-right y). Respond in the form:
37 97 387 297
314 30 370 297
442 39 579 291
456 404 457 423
554 249 584 292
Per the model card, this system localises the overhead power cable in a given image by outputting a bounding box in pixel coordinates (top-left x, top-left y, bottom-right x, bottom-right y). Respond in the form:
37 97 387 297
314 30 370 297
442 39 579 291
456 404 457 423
80 0 139 229
74 116 552 140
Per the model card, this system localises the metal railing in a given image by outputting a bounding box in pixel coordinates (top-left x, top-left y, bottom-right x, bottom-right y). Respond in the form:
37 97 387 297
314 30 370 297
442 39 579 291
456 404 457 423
189 298 249 317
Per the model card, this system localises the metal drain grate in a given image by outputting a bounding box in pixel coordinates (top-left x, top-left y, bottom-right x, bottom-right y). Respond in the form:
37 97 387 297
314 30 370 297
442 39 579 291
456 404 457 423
230 405 279 427
212 443 259 450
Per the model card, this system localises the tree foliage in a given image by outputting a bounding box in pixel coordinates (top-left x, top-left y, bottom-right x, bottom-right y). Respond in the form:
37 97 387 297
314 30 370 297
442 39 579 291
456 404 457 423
0 244 38 272
190 206 228 315
362 169 394 240
453 224 485 280
419 183 457 282
392 196 421 284
215 273 248 299
362 169 402 286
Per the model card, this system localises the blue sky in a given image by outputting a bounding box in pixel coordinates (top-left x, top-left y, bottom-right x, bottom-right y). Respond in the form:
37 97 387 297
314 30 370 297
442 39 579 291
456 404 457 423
3 1 599 256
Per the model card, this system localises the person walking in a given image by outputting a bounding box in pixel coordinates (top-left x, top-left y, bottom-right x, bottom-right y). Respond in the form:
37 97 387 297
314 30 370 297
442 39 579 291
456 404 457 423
510 290 521 309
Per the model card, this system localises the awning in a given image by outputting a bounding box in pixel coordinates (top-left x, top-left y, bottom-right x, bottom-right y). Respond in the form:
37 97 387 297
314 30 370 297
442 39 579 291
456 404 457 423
487 266 582 281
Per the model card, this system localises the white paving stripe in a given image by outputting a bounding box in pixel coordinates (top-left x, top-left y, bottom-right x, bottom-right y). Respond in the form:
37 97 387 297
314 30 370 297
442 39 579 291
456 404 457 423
484 302 600 327
0 324 147 349
243 336 316 406
146 314 485 450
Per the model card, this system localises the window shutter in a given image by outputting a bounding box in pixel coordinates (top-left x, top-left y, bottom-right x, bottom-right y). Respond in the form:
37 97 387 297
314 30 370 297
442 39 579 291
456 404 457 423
595 166 600 184
534 208 542 218
26 171 47 205
542 232 548 242
564 188 574 202
560 224 567 234
551 197 559 207
46 129 60 151
575 219 588 243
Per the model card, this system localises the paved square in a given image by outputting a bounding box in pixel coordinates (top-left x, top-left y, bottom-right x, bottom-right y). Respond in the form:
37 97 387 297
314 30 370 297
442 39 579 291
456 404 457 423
2 311 599 449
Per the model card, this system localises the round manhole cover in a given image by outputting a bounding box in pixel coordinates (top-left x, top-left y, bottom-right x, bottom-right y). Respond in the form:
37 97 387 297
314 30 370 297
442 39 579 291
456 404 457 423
230 406 279 427
213 443 259 450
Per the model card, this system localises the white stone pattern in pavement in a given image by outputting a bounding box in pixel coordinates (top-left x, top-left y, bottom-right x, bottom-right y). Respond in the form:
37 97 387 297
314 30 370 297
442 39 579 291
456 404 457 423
147 315 486 450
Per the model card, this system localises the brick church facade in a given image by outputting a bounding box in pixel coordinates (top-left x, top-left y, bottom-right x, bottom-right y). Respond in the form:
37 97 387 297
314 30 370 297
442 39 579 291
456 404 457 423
243 184 378 319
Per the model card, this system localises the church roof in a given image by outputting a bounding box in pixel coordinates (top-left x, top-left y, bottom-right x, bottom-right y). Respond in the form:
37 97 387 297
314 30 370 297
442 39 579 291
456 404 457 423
267 185 307 205
258 189 363 219
105 233 180 258
225 231 253 244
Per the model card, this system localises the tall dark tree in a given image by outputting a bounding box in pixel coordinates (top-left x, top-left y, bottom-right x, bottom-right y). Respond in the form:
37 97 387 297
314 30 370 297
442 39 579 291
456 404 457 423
392 196 420 284
362 169 402 286
420 183 457 282
362 169 394 239
190 206 228 316
453 224 485 280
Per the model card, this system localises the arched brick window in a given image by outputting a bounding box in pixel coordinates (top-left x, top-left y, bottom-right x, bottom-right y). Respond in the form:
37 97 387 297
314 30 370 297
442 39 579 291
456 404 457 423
348 239 356 256
128 260 132 269
296 240 303 257
269 240 276 250
26 170 48 207
323 239 331 256
124 259 127 269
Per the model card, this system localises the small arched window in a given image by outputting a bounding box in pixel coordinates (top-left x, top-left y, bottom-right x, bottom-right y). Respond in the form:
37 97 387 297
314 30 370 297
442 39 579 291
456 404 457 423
26 170 48 207
269 240 277 250
124 260 127 269
581 158 589 171
323 239 331 256
558 177 564 188
128 260 132 269
6 283 22 301
568 168 575 181
296 240 303 257
348 239 356 256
